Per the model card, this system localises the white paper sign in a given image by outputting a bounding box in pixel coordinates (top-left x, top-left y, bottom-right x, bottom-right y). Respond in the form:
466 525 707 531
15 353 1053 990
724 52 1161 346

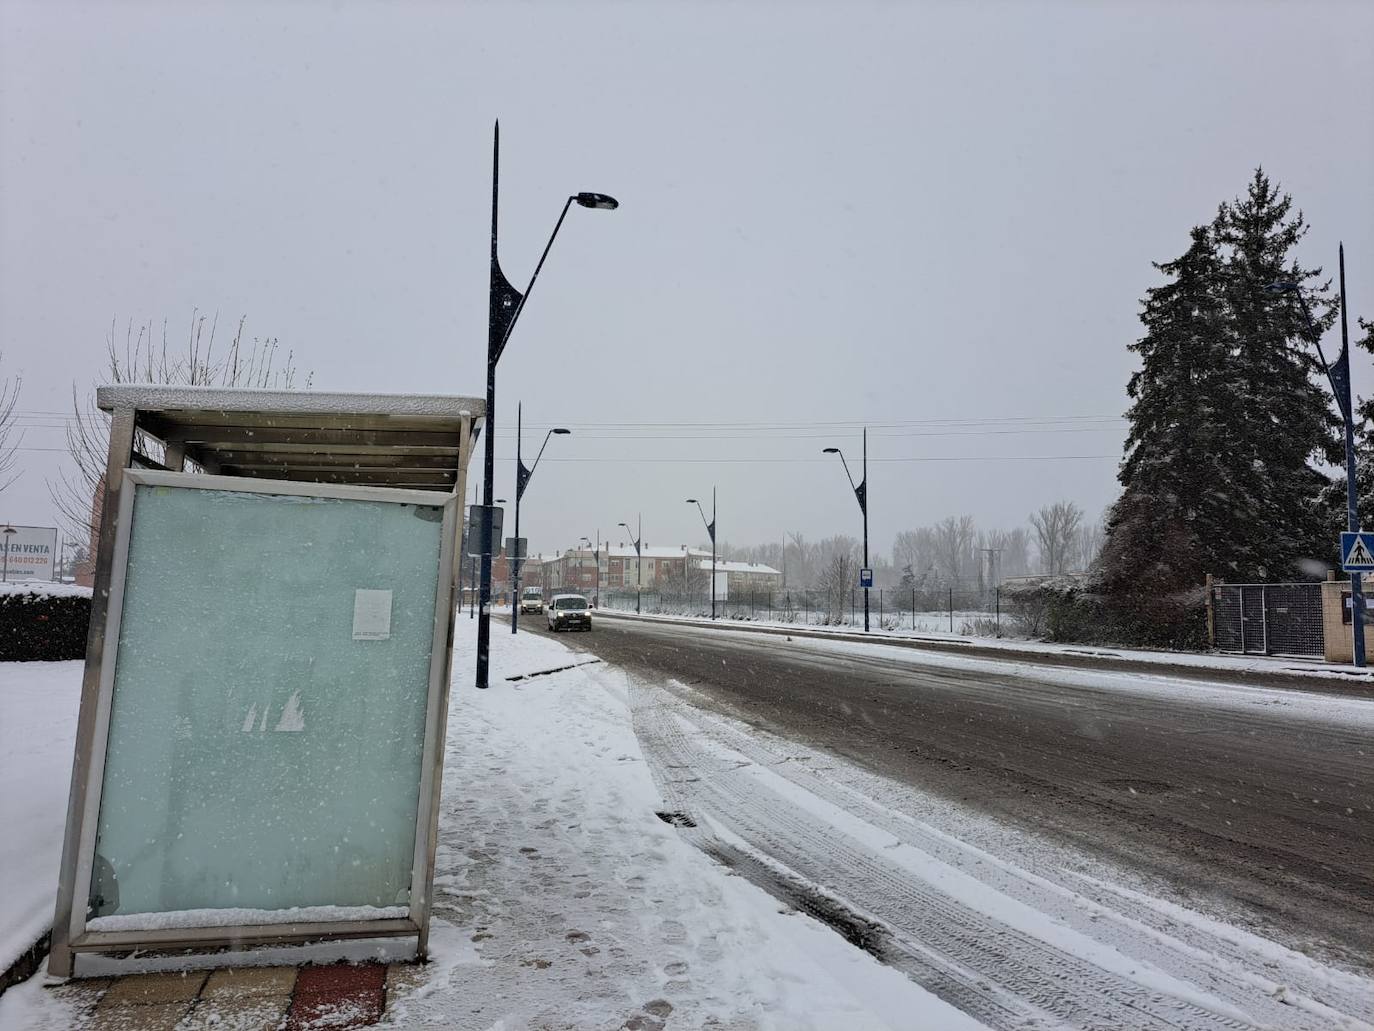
352 589 393 641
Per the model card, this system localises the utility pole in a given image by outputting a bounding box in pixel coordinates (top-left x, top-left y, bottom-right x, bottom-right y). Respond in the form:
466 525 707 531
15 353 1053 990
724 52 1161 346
977 547 1003 609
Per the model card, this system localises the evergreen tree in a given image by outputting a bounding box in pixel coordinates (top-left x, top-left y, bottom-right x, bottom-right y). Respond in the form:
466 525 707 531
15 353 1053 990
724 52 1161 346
1103 169 1339 593
1100 224 1238 591
1212 168 1338 578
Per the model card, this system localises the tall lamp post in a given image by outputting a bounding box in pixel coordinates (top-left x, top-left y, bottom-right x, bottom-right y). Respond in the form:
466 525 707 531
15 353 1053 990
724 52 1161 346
823 428 869 632
686 489 717 619
618 516 643 614
512 404 569 635
1269 245 1364 667
2 525 15 582
580 532 602 607
476 122 618 689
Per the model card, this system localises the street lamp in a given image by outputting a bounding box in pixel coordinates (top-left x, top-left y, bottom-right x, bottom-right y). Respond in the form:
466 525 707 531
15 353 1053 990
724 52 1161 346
686 489 717 619
1 525 15 582
511 405 569 635
475 123 618 689
579 531 602 607
576 535 599 600
1268 245 1363 667
823 427 870 632
618 517 643 614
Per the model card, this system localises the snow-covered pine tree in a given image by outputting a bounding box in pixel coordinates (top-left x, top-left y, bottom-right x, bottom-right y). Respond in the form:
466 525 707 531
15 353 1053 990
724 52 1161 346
1100 224 1238 592
1212 168 1338 580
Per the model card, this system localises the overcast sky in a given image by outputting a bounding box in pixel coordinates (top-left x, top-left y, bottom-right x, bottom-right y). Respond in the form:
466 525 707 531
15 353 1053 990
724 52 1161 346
2 0 1372 559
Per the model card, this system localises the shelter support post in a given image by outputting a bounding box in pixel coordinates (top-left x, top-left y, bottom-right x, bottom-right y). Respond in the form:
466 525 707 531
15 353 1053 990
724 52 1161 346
49 406 136 978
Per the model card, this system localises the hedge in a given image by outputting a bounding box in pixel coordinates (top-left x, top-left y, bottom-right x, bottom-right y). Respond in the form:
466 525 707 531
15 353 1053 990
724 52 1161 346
0 585 92 662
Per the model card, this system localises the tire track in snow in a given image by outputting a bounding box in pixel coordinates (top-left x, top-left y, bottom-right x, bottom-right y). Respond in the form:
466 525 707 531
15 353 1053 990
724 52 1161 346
627 677 1345 1031
655 679 1373 1031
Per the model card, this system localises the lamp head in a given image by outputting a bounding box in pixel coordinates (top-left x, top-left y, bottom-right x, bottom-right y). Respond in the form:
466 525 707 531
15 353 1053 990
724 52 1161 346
1266 281 1300 294
686 498 698 504
822 447 840 455
552 427 571 435
575 192 619 210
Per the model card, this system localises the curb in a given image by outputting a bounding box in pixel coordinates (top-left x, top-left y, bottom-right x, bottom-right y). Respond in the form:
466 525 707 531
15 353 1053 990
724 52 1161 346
0 930 49 999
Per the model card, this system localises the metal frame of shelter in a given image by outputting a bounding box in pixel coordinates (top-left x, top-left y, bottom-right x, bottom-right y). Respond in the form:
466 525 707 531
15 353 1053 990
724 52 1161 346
48 385 484 978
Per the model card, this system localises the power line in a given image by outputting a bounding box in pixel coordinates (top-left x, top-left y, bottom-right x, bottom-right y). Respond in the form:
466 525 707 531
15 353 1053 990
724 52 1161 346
13 445 1118 463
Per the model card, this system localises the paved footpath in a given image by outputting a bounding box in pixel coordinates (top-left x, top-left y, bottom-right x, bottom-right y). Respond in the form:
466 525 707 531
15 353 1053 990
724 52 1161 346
40 962 418 1030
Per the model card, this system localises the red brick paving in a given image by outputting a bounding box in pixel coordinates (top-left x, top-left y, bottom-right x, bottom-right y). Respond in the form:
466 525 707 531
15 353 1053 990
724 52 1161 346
284 962 387 1030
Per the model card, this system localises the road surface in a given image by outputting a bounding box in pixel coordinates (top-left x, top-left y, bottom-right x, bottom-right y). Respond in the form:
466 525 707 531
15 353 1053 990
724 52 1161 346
521 614 1374 972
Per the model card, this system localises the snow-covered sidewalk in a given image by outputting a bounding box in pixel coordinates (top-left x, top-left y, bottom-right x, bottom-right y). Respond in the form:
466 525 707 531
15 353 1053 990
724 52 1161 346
381 624 979 1029
0 661 81 978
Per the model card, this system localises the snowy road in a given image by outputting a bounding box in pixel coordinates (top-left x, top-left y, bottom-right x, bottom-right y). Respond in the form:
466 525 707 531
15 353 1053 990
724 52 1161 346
525 615 1374 974
627 674 1372 1030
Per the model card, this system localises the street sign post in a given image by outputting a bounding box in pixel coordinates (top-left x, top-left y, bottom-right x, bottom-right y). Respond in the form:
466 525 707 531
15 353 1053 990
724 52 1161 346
1341 532 1374 571
859 567 874 589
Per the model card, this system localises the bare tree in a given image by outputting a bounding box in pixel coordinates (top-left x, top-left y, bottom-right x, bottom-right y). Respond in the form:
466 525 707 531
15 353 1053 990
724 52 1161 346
1072 516 1107 572
785 531 813 587
0 355 20 494
1030 501 1085 574
50 313 309 544
933 515 976 583
975 527 1032 584
816 546 859 623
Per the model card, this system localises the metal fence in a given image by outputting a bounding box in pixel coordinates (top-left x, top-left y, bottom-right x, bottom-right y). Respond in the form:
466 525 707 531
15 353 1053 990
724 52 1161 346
1210 582 1324 657
595 585 997 633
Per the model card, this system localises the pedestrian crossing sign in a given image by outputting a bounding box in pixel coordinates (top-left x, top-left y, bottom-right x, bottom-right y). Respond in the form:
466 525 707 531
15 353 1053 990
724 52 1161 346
1341 532 1374 571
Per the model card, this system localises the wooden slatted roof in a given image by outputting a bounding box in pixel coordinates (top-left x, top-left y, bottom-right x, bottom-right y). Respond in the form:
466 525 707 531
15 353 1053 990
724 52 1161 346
98 385 484 491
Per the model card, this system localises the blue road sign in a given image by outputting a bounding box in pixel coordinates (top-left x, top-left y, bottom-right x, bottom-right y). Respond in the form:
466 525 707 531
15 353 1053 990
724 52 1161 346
1340 532 1374 571
859 567 874 588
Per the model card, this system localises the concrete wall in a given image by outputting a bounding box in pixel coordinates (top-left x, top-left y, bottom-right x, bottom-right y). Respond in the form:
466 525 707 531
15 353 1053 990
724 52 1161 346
1320 577 1374 664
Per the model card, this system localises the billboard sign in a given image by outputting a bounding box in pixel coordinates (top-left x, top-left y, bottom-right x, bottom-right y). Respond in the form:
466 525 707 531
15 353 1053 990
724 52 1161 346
1 524 58 582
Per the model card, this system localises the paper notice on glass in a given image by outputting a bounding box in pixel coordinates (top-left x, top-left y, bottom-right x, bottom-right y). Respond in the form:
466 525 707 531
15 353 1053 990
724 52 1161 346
352 589 393 641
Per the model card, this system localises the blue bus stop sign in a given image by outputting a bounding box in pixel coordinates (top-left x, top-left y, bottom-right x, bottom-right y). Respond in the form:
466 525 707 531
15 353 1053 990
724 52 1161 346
859 567 874 588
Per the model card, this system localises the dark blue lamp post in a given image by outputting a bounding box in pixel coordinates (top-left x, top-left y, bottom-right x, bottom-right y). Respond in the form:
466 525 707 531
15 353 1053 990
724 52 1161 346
618 517 643 615
686 490 717 619
476 122 618 688
823 427 869 632
511 406 569 635
1268 245 1363 667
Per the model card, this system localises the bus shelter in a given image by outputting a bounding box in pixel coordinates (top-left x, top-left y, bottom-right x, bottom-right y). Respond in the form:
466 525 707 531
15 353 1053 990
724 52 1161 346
48 385 483 977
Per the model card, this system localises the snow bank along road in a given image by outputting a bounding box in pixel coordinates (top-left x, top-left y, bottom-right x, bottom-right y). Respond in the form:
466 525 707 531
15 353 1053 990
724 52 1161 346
523 615 1374 1026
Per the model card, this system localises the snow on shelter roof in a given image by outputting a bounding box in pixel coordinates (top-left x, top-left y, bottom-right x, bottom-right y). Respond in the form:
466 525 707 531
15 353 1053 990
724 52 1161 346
98 384 485 491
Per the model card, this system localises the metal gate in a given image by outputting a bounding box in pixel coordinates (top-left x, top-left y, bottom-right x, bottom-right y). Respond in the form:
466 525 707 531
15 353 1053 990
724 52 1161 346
1211 582 1324 657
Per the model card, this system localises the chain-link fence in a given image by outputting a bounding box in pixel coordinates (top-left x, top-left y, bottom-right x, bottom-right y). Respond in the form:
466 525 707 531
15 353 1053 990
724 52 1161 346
595 584 998 633
1210 582 1324 656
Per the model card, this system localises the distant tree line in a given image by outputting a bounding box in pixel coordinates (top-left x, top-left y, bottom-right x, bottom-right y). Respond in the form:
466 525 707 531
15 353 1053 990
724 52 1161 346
714 500 1104 597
